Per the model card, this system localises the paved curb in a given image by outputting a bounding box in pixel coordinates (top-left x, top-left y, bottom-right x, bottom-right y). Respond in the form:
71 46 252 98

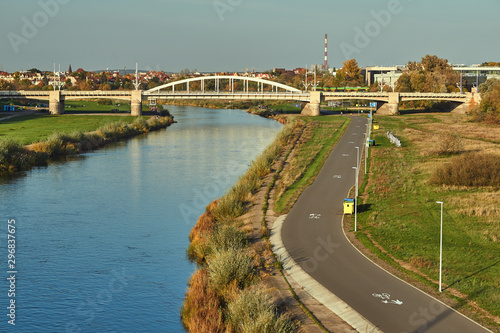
271 214 382 333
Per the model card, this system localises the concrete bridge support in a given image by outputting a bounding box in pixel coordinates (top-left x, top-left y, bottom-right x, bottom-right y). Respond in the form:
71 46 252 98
301 91 322 116
49 91 65 115
452 90 481 114
131 90 143 116
376 92 400 115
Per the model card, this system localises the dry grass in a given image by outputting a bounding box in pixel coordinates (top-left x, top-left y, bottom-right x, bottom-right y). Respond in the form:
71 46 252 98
448 192 500 218
181 269 224 333
188 201 218 263
421 114 500 143
429 152 500 187
227 286 296 333
208 247 254 294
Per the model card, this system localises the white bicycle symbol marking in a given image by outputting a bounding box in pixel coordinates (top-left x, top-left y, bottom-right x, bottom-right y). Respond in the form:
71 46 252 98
372 293 391 300
372 293 403 305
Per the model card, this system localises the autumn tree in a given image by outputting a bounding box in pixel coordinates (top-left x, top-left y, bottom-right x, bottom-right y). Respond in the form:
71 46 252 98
338 59 363 86
470 78 500 123
481 62 500 67
0 80 14 90
395 55 460 93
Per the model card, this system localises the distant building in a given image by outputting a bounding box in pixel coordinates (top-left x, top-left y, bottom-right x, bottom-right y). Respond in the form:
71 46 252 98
364 66 402 86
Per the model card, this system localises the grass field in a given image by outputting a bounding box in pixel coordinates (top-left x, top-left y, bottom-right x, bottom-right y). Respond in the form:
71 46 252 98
269 103 302 114
0 114 146 145
353 113 500 328
274 116 350 212
64 100 132 112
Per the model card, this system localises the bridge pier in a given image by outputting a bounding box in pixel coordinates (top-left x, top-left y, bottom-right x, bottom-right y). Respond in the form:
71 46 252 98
452 90 480 114
49 91 65 115
301 91 322 116
376 92 400 115
131 90 143 116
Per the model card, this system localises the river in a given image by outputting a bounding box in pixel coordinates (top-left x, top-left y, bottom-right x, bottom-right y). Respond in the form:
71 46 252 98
0 105 283 332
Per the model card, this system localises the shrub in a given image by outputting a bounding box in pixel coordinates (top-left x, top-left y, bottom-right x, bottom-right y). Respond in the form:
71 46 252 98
96 121 132 140
0 139 38 171
79 133 104 151
187 201 218 263
0 139 23 164
212 190 246 222
181 269 224 333
206 224 248 256
208 248 254 293
232 171 261 201
37 133 64 157
227 287 296 333
432 132 464 156
430 152 500 187
132 117 148 132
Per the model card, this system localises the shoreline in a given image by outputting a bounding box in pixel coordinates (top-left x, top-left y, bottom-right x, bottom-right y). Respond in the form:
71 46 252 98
0 115 174 175
181 115 300 332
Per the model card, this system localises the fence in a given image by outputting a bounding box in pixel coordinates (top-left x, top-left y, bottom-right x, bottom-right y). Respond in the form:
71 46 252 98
386 131 401 147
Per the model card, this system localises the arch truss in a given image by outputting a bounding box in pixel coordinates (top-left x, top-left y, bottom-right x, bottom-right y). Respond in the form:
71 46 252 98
145 75 302 94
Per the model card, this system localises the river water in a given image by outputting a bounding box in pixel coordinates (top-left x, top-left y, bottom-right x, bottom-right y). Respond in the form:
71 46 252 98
0 106 282 332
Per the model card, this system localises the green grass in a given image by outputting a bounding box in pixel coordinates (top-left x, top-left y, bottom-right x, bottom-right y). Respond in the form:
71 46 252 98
0 114 146 145
269 103 302 113
355 115 500 327
64 100 130 112
65 100 151 112
275 116 350 212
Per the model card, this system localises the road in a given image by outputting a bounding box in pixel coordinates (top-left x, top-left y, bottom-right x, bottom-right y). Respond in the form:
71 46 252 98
281 116 491 333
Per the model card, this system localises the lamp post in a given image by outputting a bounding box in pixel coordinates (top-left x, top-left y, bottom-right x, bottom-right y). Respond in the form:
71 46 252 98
353 166 358 232
355 146 359 197
436 201 444 292
365 128 369 174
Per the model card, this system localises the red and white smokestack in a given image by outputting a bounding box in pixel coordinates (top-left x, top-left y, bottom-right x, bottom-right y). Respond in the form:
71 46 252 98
324 34 328 70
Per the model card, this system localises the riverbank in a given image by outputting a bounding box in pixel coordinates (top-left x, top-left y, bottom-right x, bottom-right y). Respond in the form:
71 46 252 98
182 115 354 332
0 115 174 175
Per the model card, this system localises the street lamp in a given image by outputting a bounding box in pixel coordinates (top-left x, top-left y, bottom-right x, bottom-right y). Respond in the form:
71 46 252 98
352 166 358 232
365 126 369 174
355 146 359 197
436 201 444 292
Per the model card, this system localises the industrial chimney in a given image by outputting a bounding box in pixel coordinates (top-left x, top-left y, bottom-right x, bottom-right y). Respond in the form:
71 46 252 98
324 34 328 70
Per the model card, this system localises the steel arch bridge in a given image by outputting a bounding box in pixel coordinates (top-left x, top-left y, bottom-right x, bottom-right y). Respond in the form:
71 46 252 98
145 75 302 94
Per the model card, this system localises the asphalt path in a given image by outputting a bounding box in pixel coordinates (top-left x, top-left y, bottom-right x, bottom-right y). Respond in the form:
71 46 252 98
281 116 491 333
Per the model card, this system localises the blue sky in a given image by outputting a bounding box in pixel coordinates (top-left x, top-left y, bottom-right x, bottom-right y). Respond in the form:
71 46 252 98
0 0 498 72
